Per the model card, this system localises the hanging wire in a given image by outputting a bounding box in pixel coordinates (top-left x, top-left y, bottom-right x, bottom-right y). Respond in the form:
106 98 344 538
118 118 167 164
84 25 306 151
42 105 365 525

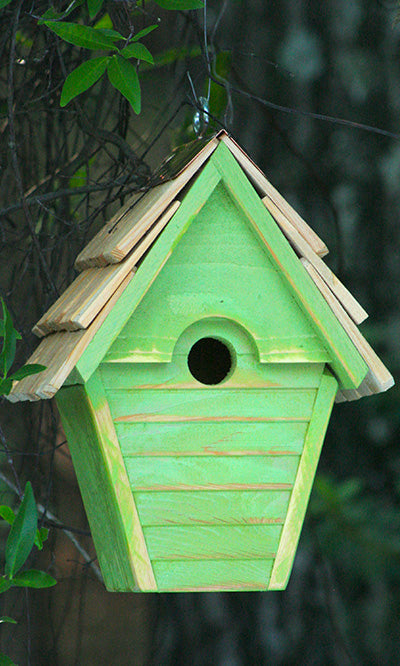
187 71 210 138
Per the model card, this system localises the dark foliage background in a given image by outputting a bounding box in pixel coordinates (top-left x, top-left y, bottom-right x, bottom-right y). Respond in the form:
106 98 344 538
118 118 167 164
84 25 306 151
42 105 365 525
1 1 399 664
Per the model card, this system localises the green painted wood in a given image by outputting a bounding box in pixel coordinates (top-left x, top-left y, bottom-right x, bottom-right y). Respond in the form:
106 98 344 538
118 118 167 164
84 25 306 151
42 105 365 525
104 182 328 365
116 421 309 456
56 376 157 592
99 360 325 390
74 141 367 389
75 162 222 382
210 142 368 388
153 559 273 591
105 388 317 422
123 455 300 490
268 369 338 590
135 490 291 526
143 524 282 560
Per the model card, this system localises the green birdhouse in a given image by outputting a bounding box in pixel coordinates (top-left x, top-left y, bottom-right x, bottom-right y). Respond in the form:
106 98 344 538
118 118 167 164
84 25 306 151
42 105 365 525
8 131 394 592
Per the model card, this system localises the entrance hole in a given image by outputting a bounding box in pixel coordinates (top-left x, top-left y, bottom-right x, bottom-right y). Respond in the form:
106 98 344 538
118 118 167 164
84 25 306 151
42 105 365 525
187 337 233 385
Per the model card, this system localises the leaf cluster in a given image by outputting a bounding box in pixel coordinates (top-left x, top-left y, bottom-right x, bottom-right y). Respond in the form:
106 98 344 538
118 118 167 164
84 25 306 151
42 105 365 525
42 0 204 113
0 483 56 665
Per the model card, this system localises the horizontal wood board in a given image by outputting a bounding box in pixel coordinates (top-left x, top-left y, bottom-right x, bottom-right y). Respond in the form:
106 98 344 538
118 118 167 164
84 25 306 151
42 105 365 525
143 524 282 560
106 388 317 422
115 421 309 456
153 559 273 591
99 360 325 390
123 455 300 491
134 490 291 526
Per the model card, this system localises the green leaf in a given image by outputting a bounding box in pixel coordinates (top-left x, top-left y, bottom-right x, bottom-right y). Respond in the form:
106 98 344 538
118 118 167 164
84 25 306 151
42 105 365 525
9 364 46 381
0 319 21 340
0 378 13 396
60 56 110 106
0 506 48 550
0 506 15 526
0 299 19 377
0 578 12 594
12 570 57 589
121 42 154 64
93 12 113 30
87 0 103 19
107 55 141 114
96 28 124 41
153 0 204 9
35 527 49 551
0 652 17 666
0 0 12 8
5 482 37 578
0 617 17 625
44 21 119 51
131 25 159 42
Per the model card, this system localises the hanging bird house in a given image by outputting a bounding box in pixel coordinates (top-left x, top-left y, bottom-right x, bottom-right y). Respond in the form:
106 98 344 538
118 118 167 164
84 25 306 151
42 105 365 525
8 131 394 592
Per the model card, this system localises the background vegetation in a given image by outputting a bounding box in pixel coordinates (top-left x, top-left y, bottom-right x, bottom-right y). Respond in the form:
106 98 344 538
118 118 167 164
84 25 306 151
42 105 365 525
0 0 399 664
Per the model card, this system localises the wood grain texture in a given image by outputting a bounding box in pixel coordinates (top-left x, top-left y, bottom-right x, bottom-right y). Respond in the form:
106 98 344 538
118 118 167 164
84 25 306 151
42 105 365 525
143 524 282 560
74 161 222 382
8 273 134 402
103 182 328 366
153 559 273 592
219 133 329 257
209 141 368 389
123 455 300 491
263 196 368 325
115 421 309 456
134 490 291 526
71 142 369 390
56 374 157 592
75 138 219 269
268 369 338 590
301 258 394 399
33 202 180 337
99 360 325 390
107 388 317 422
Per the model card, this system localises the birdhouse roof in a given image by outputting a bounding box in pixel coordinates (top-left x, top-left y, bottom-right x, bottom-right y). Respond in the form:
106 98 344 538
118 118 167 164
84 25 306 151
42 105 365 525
8 130 393 403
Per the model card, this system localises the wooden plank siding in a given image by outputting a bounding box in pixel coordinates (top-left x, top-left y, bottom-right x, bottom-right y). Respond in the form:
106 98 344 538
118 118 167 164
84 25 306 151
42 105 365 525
101 357 322 589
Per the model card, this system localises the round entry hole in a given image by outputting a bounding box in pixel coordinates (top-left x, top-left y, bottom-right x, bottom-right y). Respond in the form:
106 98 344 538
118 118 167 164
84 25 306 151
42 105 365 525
187 337 233 385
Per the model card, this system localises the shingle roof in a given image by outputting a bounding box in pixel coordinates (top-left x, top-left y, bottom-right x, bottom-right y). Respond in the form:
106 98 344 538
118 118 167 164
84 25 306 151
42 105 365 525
7 130 394 402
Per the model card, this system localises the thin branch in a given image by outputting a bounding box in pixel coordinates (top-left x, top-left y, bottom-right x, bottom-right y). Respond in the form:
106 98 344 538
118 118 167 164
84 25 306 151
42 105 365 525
7 0 59 298
0 177 145 218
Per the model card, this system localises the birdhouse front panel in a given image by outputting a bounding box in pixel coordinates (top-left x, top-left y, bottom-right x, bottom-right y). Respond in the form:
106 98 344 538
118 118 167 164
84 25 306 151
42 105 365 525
9 132 393 593
87 177 339 592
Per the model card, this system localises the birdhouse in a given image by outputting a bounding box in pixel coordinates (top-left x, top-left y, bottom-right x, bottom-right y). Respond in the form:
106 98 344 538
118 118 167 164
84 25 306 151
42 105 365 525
8 130 393 592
